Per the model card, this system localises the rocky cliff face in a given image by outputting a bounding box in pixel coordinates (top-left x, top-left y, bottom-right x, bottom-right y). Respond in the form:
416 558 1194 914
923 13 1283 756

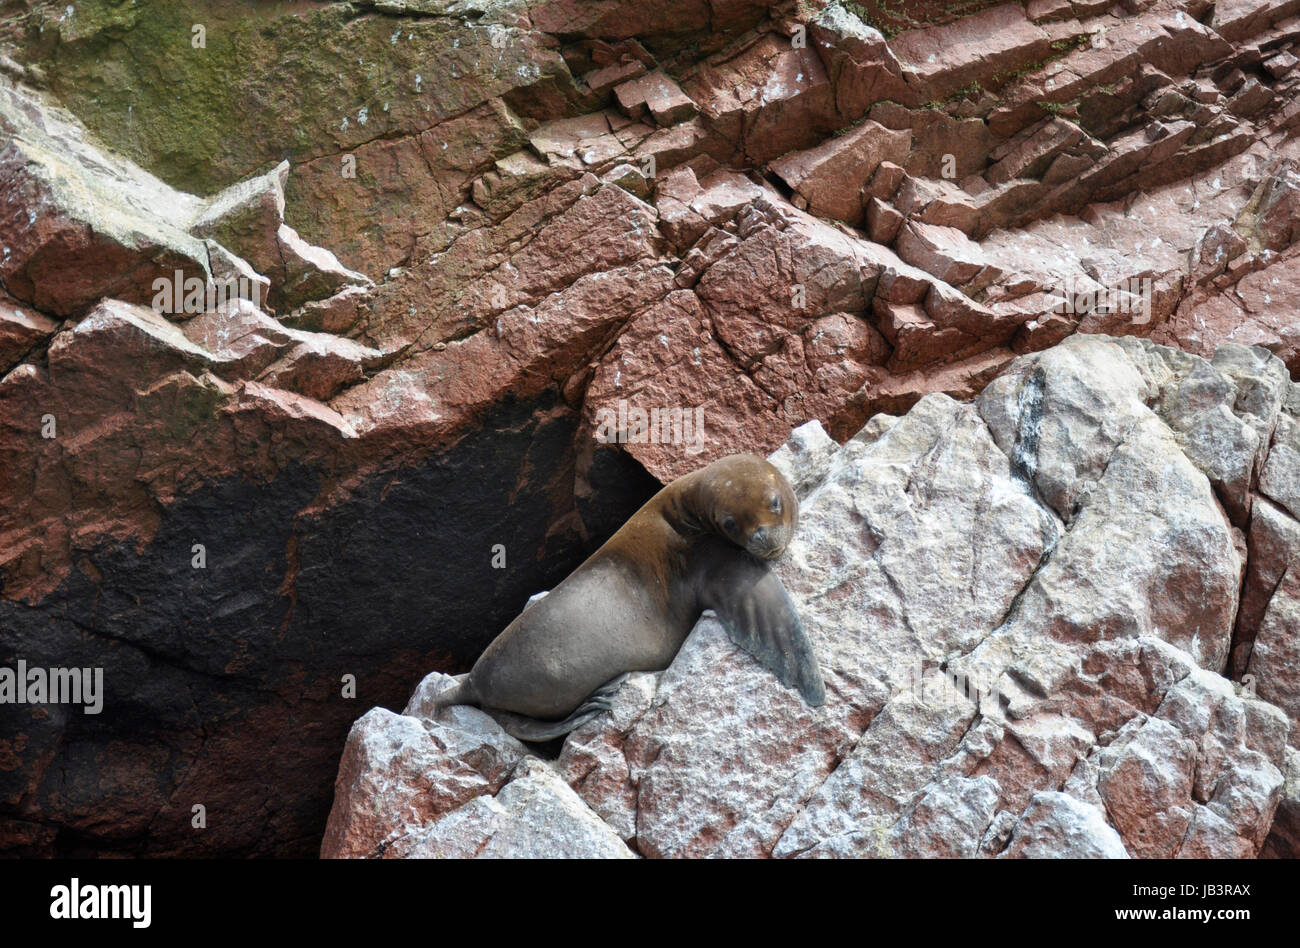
1 0 1298 855
324 336 1299 858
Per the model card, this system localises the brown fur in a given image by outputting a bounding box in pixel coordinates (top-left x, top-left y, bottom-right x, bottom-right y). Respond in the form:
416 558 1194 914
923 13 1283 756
433 454 814 735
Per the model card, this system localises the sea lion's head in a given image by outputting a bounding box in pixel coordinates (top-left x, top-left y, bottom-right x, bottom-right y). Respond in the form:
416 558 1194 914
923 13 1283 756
697 454 799 560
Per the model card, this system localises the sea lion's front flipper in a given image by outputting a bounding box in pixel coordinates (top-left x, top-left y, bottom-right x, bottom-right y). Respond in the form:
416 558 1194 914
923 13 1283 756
696 545 826 707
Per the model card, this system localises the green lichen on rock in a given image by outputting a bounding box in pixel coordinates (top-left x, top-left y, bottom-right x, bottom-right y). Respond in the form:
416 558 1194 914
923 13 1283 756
20 0 251 191
3 0 582 271
12 0 579 195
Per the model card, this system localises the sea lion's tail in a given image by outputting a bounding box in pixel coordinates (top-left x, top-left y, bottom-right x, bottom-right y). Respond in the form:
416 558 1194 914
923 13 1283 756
431 674 477 709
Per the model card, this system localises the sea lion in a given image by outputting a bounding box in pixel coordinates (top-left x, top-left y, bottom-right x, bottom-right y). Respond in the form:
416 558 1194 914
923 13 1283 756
433 453 825 742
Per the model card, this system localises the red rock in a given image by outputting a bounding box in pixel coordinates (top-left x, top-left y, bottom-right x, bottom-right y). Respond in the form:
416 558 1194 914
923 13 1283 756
1156 248 1300 371
531 0 717 40
986 117 1089 185
808 4 915 117
875 261 934 304
653 166 711 248
366 179 663 351
804 311 890 371
691 199 894 371
190 160 288 277
204 241 271 309
866 197 905 243
275 223 372 311
682 33 838 164
855 346 1017 418
182 301 296 377
633 118 727 176
190 157 377 312
926 280 1017 339
673 227 740 288
751 313 892 436
895 175 983 235
987 13 1233 140
1228 77 1275 117
1276 96 1300 130
0 80 209 316
259 336 382 402
48 299 216 387
890 4 1055 102
895 221 988 285
1248 161 1300 250
865 160 906 201
1026 0 1075 21
1192 222 1249 285
1009 299 1077 353
1264 50 1298 78
582 290 779 479
690 170 767 226
768 120 910 224
1211 0 1300 42
584 59 646 96
529 110 648 174
0 293 57 373
614 70 697 126
869 101 998 183
289 101 530 276
284 285 370 335
877 300 976 371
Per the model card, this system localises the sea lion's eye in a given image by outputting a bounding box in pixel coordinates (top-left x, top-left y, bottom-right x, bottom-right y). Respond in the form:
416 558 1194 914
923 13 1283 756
722 516 738 537
770 496 782 514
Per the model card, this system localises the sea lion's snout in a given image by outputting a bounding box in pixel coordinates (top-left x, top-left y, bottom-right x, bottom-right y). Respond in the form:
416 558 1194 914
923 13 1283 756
746 525 790 560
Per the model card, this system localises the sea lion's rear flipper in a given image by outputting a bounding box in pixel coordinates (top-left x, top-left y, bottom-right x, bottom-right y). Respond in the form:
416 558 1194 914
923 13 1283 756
483 674 629 743
697 548 826 707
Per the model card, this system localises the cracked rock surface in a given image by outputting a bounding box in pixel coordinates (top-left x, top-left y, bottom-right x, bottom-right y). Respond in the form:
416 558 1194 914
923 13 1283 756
324 336 1297 858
